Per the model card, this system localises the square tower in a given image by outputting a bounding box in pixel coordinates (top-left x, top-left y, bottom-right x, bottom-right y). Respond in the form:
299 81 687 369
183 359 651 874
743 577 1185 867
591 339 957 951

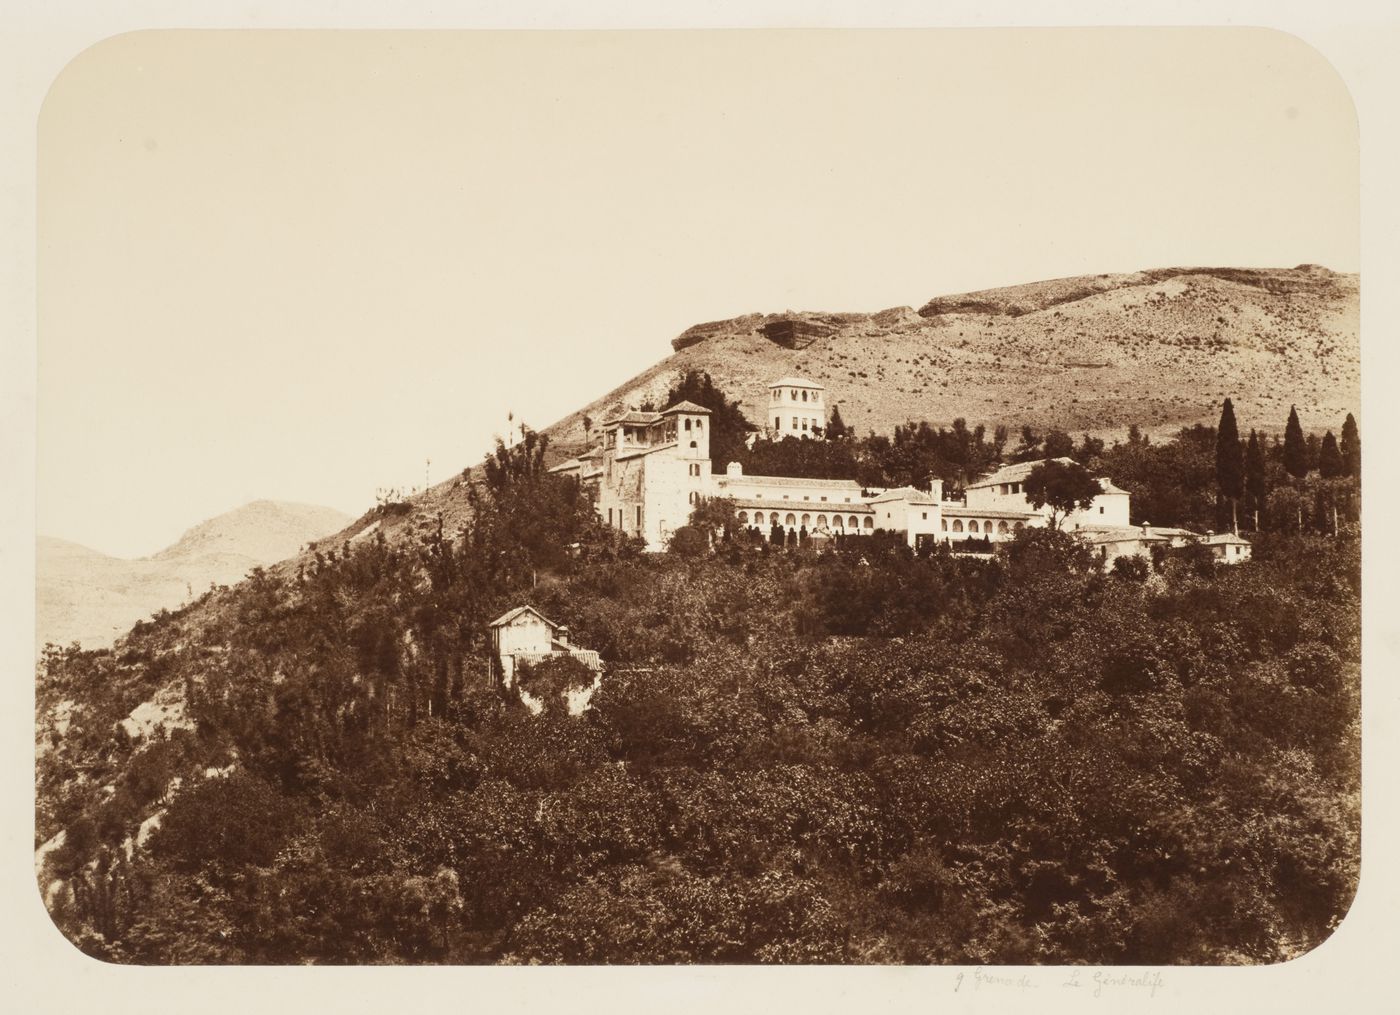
767 376 826 437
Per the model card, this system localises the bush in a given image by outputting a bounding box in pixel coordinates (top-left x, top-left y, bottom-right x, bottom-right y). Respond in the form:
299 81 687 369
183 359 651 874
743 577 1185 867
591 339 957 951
667 525 709 558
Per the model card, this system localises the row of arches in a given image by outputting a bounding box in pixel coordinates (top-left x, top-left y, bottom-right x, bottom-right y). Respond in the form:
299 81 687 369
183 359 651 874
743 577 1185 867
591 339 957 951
944 518 1024 535
737 510 874 532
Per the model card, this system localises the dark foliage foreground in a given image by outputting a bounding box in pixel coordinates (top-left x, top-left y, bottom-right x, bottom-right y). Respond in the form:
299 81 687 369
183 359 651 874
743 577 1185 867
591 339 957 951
36 434 1359 965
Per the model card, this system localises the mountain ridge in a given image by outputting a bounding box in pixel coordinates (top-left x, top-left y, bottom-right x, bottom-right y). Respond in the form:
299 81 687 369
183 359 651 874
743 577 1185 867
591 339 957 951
37 500 352 649
213 263 1362 584
538 264 1356 463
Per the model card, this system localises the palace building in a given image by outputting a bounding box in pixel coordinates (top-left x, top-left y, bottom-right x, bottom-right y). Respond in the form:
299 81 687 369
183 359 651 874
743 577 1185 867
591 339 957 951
549 376 1249 562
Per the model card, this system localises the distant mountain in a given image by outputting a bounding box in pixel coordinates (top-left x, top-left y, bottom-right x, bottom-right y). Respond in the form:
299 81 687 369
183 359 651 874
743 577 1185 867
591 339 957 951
541 264 1359 461
37 500 352 650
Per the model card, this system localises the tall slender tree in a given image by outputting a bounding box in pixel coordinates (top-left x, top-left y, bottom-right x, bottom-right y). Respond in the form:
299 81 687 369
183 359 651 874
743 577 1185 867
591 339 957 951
1319 431 1344 479
1216 399 1244 530
1283 405 1309 478
1244 429 1267 530
1341 412 1361 478
826 404 849 440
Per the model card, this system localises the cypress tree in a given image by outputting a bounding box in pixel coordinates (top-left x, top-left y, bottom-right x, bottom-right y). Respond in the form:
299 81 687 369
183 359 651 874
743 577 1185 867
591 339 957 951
1244 429 1267 527
826 404 849 440
1341 412 1361 477
1319 431 1344 478
1283 405 1308 478
1215 399 1244 529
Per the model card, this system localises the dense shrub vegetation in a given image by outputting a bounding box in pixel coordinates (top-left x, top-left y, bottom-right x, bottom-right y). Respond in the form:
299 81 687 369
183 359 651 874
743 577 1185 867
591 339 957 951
36 416 1360 965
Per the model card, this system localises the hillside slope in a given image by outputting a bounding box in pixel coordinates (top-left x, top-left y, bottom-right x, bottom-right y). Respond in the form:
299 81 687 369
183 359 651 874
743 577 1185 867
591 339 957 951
542 265 1358 461
37 500 352 649
251 264 1359 575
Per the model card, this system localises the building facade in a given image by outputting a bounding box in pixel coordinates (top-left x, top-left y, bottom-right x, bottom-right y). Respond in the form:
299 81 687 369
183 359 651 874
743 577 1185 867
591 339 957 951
552 375 1250 563
767 376 826 437
488 605 603 715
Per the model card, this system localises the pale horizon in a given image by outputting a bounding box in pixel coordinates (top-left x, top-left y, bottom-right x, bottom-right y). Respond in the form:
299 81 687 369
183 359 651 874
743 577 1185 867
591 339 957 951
38 29 1359 558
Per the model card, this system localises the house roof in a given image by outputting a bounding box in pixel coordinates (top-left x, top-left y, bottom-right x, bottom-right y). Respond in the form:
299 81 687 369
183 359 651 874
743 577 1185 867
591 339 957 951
766 376 825 390
489 605 557 629
714 474 862 491
660 400 712 416
942 505 1040 520
547 458 582 474
731 499 874 515
602 410 663 427
1202 532 1252 545
869 486 941 506
967 457 1076 489
1083 528 1170 545
968 458 1126 498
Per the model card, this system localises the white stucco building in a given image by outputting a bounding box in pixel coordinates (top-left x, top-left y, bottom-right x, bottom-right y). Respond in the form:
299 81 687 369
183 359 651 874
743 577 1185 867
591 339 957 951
767 376 827 437
488 605 603 715
1202 531 1253 563
550 375 1250 564
965 458 1130 530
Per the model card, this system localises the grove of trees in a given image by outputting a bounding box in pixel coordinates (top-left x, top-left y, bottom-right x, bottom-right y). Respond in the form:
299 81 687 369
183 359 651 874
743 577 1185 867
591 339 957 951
35 389 1361 966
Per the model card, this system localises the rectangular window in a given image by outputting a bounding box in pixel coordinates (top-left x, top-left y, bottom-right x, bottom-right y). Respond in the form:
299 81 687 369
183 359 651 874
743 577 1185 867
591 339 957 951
1099 506 1104 514
792 417 798 429
922 512 927 520
608 508 613 526
820 496 827 502
636 506 642 527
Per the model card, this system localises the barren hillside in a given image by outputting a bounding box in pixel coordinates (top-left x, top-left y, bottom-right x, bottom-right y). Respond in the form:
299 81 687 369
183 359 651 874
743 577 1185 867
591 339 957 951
543 265 1358 460
256 264 1359 577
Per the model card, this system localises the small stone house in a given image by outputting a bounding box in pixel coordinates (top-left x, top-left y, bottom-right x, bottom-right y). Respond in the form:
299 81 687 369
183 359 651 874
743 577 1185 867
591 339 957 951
488 605 603 715
1201 531 1253 564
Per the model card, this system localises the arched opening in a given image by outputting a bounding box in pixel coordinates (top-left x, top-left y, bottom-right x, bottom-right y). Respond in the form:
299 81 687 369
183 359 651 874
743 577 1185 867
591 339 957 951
968 520 979 533
863 517 874 531
998 521 1009 534
953 519 964 532
801 514 810 527
684 417 692 431
1014 522 1024 531
941 519 948 531
785 513 796 527
816 514 827 530
849 515 859 529
738 511 748 525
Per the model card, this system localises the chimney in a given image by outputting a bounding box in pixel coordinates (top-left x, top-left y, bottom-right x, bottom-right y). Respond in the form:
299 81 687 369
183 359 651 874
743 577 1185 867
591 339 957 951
557 625 570 644
727 461 743 477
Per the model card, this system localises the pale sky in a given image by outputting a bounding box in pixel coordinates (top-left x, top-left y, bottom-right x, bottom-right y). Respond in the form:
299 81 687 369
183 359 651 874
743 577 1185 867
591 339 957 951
37 28 1358 558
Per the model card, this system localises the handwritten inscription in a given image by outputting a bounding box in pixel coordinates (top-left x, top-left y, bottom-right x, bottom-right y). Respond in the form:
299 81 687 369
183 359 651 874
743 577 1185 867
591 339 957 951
954 967 1166 998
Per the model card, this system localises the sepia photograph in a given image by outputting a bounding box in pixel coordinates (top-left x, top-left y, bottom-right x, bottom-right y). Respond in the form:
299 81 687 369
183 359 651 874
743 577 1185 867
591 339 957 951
20 15 1380 983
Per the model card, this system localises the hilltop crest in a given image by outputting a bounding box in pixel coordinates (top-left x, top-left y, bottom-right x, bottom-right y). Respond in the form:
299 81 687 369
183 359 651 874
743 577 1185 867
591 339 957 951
543 264 1357 463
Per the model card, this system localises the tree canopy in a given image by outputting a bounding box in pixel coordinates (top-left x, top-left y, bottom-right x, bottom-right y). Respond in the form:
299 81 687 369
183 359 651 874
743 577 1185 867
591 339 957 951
1022 459 1103 528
